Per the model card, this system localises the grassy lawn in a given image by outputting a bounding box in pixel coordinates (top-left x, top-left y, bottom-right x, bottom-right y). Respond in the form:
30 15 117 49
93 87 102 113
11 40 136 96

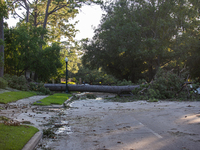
33 93 72 105
0 124 39 150
0 91 37 104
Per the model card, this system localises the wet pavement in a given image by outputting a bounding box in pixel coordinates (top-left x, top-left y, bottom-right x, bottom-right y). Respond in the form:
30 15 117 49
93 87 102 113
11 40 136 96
37 97 200 150
0 92 200 150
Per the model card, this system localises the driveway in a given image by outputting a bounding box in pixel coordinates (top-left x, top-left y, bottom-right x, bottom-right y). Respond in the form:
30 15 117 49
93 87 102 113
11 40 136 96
36 97 200 150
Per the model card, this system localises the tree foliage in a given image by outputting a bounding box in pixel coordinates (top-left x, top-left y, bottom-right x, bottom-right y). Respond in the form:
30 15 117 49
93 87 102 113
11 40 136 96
3 0 101 82
4 23 62 82
187 41 200 81
132 68 200 101
74 66 118 85
11 0 101 42
82 0 200 82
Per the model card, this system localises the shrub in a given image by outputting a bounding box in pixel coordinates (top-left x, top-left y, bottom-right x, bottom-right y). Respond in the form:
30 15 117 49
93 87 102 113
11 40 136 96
3 74 51 95
0 77 8 89
3 74 29 91
147 88 161 99
117 79 133 86
137 79 147 84
29 82 51 95
151 68 184 99
132 68 200 100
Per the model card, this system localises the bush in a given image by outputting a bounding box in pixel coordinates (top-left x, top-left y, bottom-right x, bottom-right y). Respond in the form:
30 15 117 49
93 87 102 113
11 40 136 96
29 82 51 95
3 74 29 91
117 79 133 86
137 79 147 84
151 68 184 99
0 77 8 89
132 68 200 100
147 88 161 99
3 74 51 95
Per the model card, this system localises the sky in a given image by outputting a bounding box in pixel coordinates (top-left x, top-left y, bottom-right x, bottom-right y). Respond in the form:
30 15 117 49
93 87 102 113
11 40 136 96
5 4 104 41
70 4 104 40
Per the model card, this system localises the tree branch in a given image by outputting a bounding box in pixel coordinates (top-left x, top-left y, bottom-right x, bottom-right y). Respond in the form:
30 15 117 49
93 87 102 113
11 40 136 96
14 10 24 20
48 4 67 15
22 0 30 22
18 1 26 9
48 1 82 16
27 0 31 5
36 22 43 26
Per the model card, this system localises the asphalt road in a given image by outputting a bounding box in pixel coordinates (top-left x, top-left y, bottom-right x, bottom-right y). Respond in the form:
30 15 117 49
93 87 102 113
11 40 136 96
37 99 200 150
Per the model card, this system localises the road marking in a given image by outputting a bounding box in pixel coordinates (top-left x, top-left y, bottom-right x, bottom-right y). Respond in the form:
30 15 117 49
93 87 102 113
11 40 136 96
139 122 163 139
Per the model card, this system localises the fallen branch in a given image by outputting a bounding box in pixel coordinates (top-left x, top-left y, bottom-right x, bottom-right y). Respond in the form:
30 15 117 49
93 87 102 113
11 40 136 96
138 88 147 94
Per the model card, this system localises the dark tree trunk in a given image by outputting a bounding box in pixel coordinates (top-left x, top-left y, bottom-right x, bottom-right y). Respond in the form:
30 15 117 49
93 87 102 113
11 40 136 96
24 0 29 23
41 0 51 41
44 84 140 94
0 17 4 77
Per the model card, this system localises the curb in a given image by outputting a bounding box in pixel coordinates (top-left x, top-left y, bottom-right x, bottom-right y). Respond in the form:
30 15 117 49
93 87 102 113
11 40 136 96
22 131 43 150
64 96 74 105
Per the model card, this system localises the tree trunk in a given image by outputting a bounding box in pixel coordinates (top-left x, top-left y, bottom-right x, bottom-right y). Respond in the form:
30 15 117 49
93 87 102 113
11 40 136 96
44 84 140 94
41 0 51 41
23 0 29 23
0 17 4 77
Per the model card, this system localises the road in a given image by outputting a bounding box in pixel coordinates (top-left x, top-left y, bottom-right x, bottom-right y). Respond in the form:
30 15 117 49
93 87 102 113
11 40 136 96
36 97 200 150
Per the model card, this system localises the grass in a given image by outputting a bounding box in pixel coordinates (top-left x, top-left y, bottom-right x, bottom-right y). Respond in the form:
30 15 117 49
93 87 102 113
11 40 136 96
33 93 72 105
0 124 39 150
0 91 37 104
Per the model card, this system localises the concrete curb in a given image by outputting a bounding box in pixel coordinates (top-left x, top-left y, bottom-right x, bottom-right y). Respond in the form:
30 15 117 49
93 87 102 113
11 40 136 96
22 131 43 150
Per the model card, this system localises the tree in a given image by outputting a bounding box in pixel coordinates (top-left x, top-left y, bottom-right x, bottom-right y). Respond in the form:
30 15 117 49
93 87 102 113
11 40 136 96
186 36 200 81
0 0 8 77
45 83 139 94
56 42 82 82
8 0 101 81
4 23 62 82
11 0 101 42
83 0 146 82
82 0 200 82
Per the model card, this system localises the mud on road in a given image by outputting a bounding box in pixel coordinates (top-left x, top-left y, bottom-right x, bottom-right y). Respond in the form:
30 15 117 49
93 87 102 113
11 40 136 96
35 95 200 150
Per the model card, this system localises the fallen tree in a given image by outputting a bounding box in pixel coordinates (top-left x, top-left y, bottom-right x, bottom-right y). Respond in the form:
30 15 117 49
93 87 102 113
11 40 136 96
132 68 200 100
44 84 139 94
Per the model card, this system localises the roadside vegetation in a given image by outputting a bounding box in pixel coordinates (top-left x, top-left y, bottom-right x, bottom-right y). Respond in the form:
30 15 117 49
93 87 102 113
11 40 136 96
132 69 200 101
106 69 200 102
1 74 51 95
0 123 39 150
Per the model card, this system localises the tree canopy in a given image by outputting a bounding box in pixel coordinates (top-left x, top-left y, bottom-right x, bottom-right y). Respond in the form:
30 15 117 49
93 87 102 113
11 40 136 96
2 0 101 81
4 23 62 81
82 0 200 82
